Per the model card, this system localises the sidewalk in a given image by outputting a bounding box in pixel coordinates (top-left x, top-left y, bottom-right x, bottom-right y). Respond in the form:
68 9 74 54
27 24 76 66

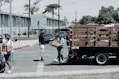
14 39 38 51
1 68 119 79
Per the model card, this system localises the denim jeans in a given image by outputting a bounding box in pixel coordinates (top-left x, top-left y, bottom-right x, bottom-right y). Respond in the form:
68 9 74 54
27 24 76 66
4 52 13 62
57 46 64 62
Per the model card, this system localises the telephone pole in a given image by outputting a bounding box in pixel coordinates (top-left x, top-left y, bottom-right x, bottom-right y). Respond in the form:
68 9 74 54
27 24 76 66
10 0 12 35
28 0 31 38
58 0 60 31
75 10 77 23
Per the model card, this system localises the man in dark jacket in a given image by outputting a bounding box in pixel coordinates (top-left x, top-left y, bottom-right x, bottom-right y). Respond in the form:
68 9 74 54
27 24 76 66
39 30 45 61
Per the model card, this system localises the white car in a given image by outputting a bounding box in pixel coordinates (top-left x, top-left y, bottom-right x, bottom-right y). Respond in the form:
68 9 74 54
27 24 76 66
2 33 18 42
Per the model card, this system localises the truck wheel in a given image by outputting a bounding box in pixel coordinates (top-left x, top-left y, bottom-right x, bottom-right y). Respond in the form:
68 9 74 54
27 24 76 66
95 53 108 65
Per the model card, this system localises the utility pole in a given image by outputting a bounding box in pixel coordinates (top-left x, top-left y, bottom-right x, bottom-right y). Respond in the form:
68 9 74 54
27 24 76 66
75 10 77 23
28 0 31 38
0 5 2 34
37 21 40 35
58 0 60 31
10 0 12 35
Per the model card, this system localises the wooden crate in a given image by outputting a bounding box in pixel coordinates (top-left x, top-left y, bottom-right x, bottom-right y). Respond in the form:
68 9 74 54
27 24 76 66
96 41 109 47
111 41 118 47
73 40 86 46
72 25 119 47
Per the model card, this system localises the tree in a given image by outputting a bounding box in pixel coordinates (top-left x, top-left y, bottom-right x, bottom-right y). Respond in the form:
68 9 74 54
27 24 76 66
24 0 42 15
96 6 117 24
79 15 97 24
79 6 119 25
42 4 61 18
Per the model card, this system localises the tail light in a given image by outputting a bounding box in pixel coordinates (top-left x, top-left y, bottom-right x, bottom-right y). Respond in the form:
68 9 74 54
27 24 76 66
71 49 76 55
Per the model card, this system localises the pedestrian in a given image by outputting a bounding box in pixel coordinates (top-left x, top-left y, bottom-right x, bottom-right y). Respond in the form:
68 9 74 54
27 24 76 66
56 34 65 64
66 31 70 47
3 34 14 74
1 34 8 55
39 30 45 61
2 34 7 46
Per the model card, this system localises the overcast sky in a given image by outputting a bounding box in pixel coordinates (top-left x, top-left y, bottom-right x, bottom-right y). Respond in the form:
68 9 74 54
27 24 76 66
1 0 119 22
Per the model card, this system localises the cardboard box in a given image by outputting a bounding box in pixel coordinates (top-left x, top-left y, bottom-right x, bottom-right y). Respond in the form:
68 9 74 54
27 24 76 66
49 41 62 47
0 46 7 55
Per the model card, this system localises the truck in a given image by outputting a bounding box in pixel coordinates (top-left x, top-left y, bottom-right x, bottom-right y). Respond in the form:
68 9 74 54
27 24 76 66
68 24 119 65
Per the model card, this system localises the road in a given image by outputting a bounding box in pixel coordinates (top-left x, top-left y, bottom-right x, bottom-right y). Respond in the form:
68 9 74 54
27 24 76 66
10 44 119 73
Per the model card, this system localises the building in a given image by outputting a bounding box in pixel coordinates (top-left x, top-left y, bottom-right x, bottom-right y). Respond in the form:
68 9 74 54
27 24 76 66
0 11 29 35
31 14 66 34
0 12 66 35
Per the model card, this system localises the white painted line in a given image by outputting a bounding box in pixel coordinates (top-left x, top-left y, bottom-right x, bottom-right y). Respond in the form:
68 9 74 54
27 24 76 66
36 57 44 73
1 68 119 77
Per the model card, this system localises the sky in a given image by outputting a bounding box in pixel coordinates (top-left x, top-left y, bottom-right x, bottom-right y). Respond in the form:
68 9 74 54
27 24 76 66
1 0 119 22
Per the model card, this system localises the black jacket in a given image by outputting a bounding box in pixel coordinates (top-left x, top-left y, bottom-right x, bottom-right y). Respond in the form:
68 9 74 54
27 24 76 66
39 32 45 44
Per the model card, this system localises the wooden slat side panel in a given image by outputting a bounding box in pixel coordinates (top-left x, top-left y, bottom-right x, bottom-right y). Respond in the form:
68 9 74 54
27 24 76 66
72 25 119 47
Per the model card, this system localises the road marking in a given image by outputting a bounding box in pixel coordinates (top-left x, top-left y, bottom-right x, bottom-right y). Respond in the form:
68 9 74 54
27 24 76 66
36 57 44 73
2 68 119 77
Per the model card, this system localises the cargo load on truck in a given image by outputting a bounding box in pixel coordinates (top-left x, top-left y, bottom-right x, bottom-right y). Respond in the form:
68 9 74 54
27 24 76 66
68 24 119 65
71 24 119 47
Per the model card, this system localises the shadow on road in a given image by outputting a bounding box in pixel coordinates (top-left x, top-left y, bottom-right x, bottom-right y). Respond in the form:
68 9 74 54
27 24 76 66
33 59 43 62
67 58 119 65
45 58 119 66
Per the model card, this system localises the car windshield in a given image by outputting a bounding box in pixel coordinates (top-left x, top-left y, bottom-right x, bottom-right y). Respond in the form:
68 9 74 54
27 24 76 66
44 34 53 37
56 31 66 35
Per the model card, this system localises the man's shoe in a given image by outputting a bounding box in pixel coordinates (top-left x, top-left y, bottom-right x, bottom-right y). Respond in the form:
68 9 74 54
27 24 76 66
6 70 12 74
41 57 44 61
59 61 62 64
54 58 58 62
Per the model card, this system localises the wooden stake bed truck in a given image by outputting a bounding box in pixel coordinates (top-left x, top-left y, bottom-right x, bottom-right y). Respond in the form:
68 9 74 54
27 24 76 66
68 24 119 65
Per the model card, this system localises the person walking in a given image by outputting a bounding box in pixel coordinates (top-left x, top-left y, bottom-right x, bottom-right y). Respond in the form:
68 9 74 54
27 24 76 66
3 34 14 74
56 34 65 64
66 31 70 47
39 30 45 61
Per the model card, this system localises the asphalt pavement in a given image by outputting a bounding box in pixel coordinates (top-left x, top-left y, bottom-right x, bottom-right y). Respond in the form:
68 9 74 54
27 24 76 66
14 39 38 50
12 43 68 73
10 43 119 73
0 40 119 79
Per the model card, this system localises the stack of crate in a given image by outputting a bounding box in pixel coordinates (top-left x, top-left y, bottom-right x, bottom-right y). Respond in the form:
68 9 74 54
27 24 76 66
110 26 119 47
95 26 119 47
95 27 111 46
72 26 87 46
72 25 119 47
72 25 96 46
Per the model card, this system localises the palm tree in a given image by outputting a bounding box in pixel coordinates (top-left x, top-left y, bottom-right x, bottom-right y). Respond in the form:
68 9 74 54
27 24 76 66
24 0 42 15
24 0 42 38
43 4 61 18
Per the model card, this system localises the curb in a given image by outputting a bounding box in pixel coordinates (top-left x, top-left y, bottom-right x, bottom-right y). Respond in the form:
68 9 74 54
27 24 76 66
14 42 38 51
14 45 30 51
1 68 119 79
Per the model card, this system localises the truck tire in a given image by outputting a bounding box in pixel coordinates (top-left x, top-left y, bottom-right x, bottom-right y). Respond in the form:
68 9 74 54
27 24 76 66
95 53 108 65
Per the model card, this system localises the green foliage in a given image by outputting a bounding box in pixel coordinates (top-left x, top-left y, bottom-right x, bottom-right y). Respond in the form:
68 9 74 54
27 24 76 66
97 6 118 24
24 0 41 15
79 15 97 24
79 6 119 24
43 4 61 18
